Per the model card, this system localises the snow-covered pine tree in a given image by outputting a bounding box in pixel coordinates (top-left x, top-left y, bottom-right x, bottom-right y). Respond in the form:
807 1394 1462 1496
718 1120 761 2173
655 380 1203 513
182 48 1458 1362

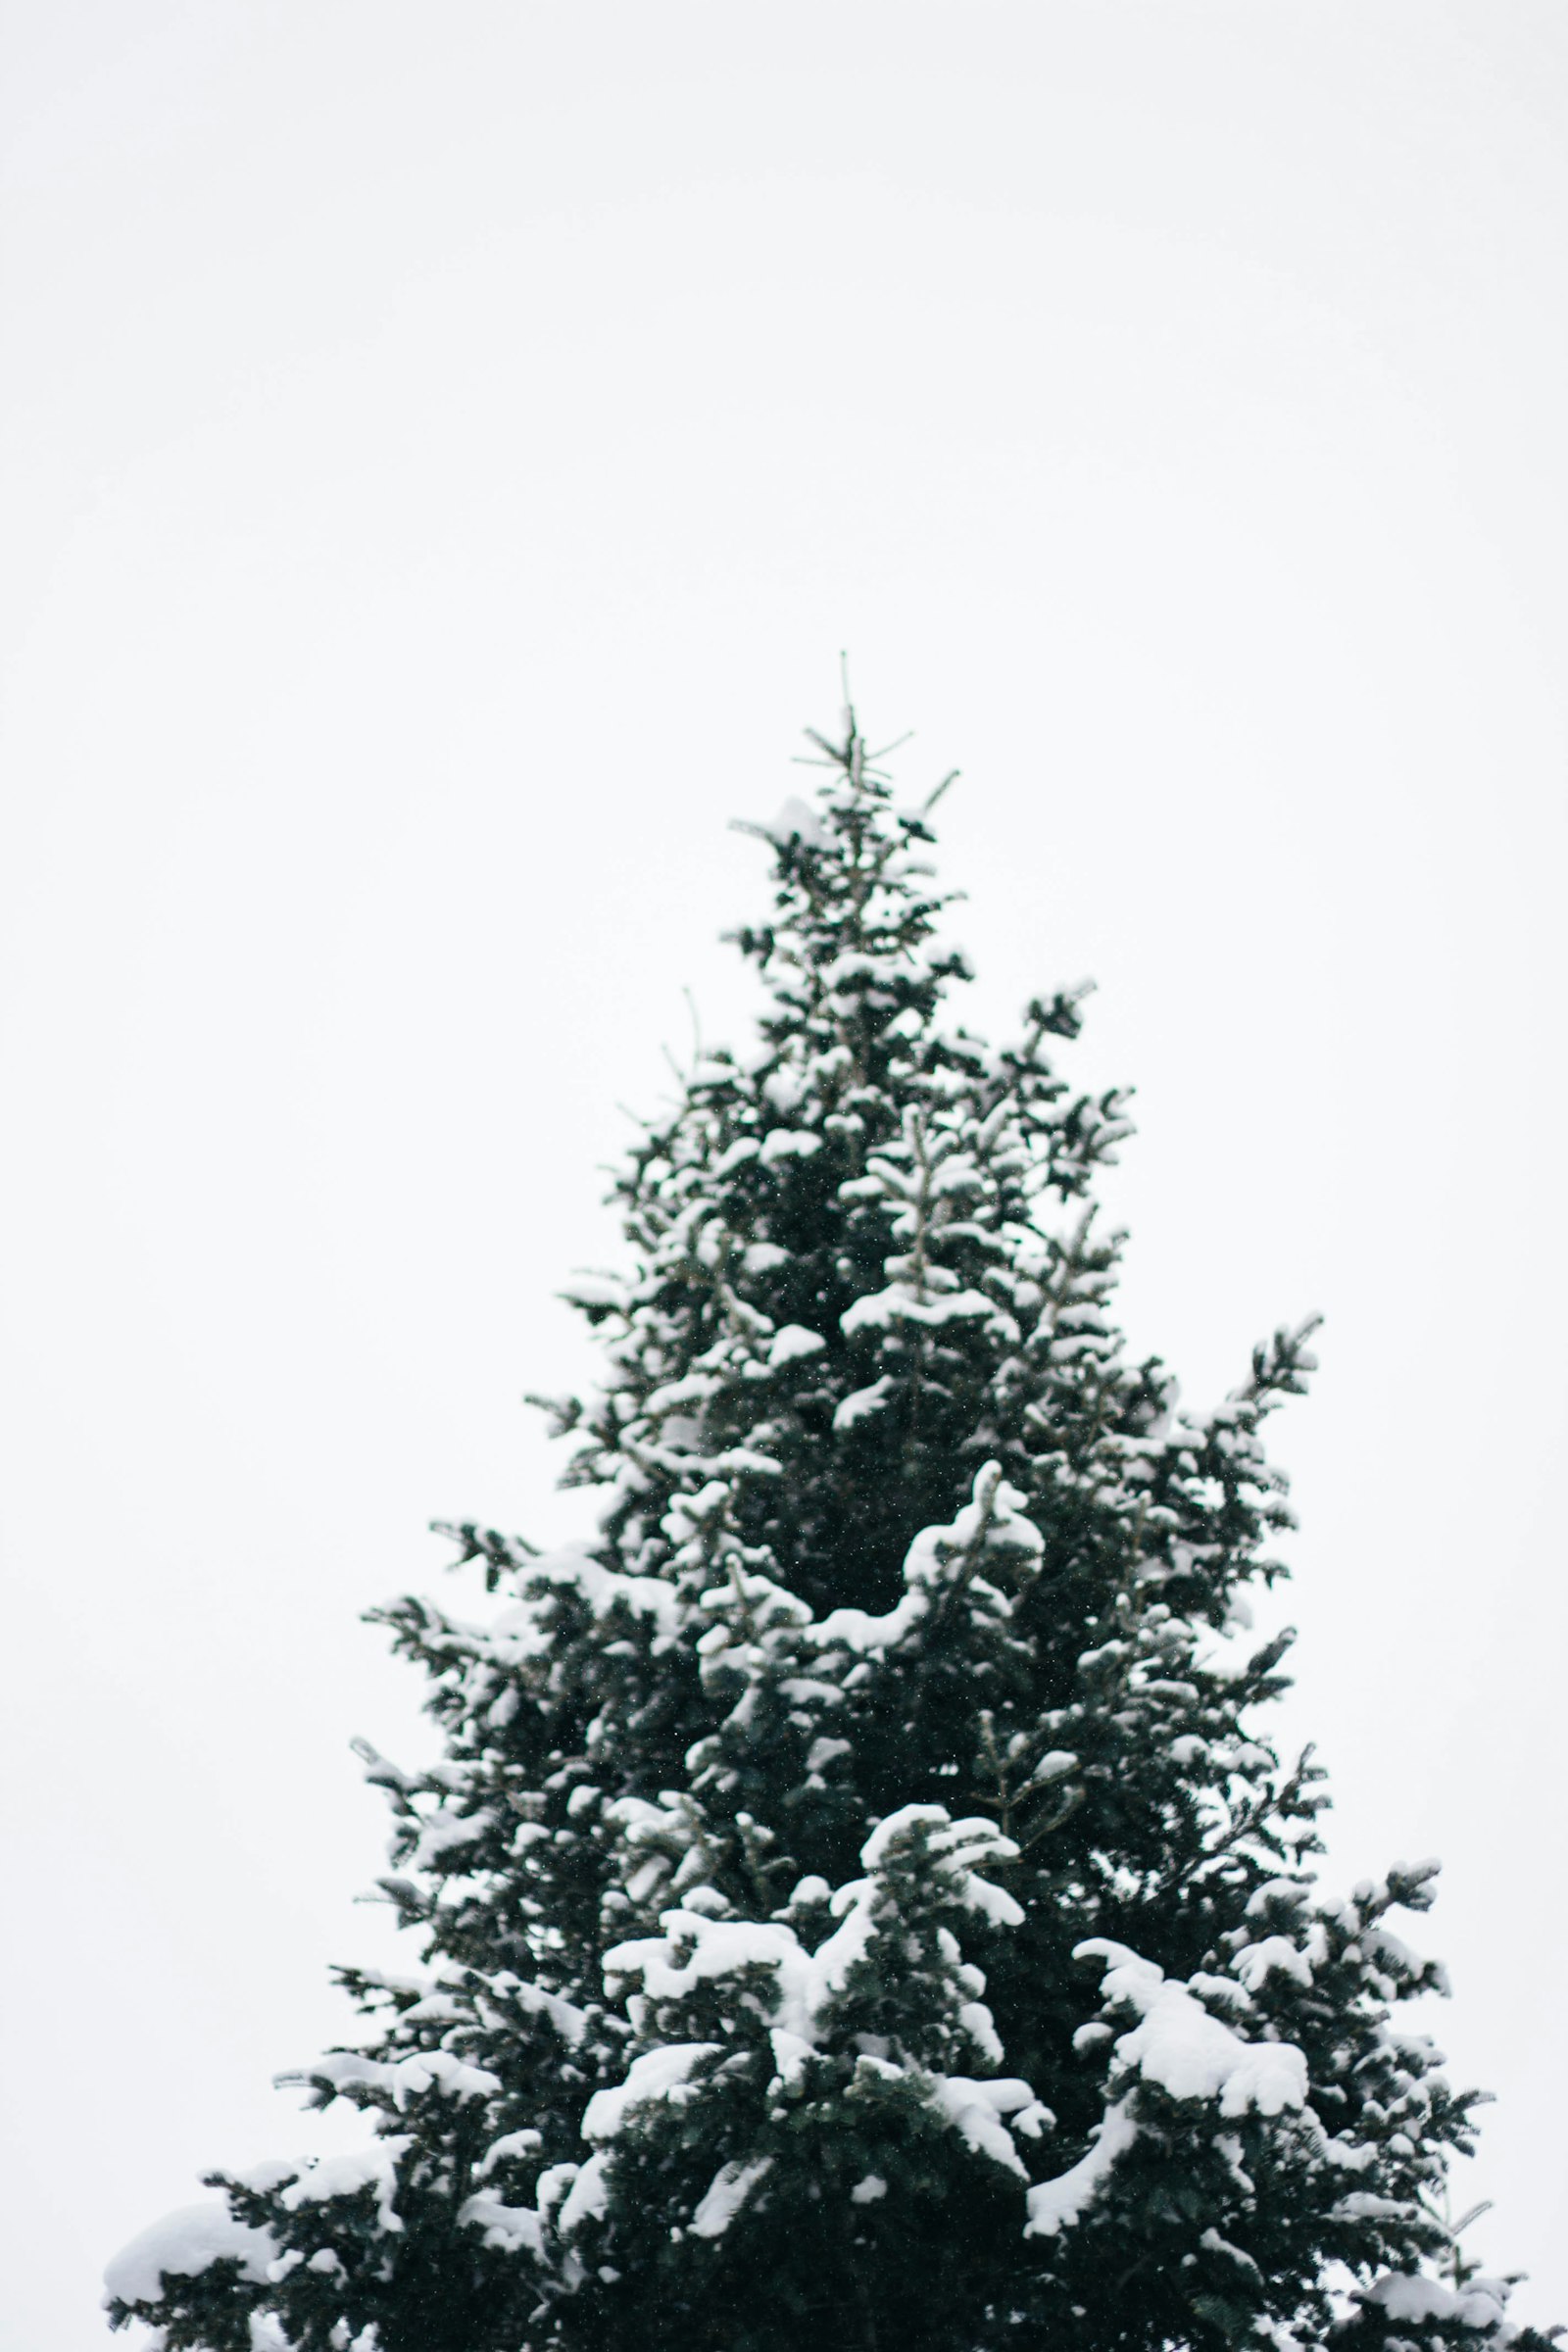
108 710 1553 2352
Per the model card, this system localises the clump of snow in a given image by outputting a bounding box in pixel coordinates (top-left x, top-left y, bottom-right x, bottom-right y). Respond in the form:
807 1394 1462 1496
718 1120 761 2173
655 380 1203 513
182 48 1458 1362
582 2042 718 2142
760 1126 820 1163
607 1916 816 2040
296 2048 498 2108
458 2189 544 2253
1077 1941 1308 2117
1367 2272 1512 2333
832 1376 893 1431
279 2139 411 2234
557 2152 611 2233
858 1806 1024 1926
841 1284 997 1334
928 2077 1039 2178
690 2157 773 2237
806 1465 1040 1657
496 1974 591 2047
1232 1935 1315 1992
520 1543 685 1643
1025 2103 1139 2237
560 1275 629 1312
767 1323 826 1366
474 2127 543 2178
105 2203 275 2306
1025 1936 1314 2240
754 796 828 850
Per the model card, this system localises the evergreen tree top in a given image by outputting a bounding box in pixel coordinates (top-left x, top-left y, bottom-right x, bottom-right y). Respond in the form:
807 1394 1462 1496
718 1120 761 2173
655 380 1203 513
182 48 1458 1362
107 706 1554 2352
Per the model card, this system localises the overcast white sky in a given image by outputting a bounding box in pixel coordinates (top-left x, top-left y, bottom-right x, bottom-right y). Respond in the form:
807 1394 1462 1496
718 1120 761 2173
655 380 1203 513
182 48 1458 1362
2 6 1565 2343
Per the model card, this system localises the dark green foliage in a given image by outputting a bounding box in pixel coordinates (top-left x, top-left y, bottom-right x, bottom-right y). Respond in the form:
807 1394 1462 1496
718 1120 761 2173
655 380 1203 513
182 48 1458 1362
109 712 1552 2352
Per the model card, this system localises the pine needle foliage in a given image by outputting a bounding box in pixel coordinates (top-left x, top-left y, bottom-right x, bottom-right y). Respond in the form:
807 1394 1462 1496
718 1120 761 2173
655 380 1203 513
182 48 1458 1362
109 711 1554 2352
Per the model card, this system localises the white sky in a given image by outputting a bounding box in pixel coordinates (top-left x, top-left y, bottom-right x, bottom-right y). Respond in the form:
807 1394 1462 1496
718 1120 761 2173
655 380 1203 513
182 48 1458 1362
2 6 1565 2343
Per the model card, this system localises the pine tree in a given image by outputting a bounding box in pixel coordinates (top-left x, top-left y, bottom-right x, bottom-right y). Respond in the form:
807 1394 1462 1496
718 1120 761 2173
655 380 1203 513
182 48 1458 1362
108 710 1553 2352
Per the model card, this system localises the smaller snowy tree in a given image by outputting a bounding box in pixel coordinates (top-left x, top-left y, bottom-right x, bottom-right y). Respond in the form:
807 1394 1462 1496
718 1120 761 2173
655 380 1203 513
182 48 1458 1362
107 707 1556 2352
